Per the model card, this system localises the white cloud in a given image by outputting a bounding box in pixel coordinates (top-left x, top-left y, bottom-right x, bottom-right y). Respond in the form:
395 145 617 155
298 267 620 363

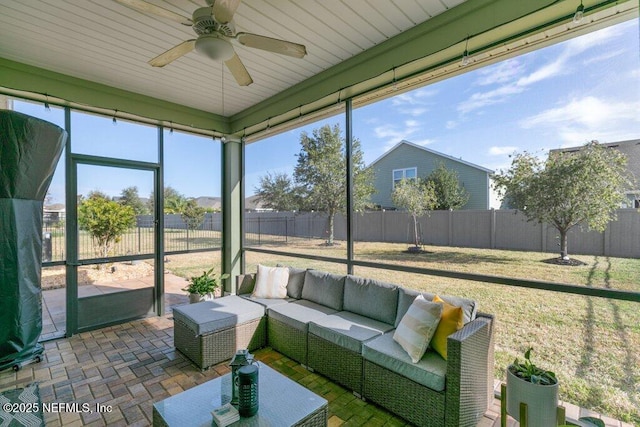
457 25 624 115
412 138 435 147
582 49 624 65
399 107 428 117
489 146 518 156
445 120 458 130
475 59 525 86
390 88 437 116
520 96 639 129
457 84 525 114
519 96 640 145
516 59 564 86
374 123 418 143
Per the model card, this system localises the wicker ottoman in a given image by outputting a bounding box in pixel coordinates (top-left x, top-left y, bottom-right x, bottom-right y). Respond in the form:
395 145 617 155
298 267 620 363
172 296 266 370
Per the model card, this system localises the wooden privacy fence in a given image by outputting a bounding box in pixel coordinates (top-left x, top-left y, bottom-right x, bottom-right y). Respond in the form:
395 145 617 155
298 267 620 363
245 209 640 258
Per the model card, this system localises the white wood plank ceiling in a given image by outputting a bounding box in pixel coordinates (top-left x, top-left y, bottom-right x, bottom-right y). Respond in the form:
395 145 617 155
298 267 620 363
0 0 466 117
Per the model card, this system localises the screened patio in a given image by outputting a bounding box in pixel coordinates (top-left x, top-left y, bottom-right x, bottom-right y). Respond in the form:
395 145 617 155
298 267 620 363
1 0 639 426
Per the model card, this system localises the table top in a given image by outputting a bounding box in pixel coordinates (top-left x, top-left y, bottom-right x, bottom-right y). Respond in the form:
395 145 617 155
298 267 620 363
153 363 328 426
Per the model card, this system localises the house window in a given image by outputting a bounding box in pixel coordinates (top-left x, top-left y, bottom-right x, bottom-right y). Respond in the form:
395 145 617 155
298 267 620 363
393 167 417 187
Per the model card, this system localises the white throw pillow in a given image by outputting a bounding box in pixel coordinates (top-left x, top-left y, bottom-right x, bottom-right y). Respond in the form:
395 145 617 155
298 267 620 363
393 294 443 363
252 265 289 299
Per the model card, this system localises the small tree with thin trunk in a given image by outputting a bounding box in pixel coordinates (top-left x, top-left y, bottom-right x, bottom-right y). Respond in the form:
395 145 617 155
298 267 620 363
78 191 136 262
493 141 633 262
181 198 207 230
392 178 437 250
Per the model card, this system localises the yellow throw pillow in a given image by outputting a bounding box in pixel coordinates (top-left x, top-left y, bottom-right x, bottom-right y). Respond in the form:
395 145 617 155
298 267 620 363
430 295 464 360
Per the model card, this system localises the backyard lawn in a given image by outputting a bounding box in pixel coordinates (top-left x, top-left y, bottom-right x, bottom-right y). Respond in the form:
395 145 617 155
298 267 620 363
48 238 640 424
239 241 640 425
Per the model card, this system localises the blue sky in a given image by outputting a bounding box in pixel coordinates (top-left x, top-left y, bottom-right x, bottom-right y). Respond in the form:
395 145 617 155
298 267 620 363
15 18 640 203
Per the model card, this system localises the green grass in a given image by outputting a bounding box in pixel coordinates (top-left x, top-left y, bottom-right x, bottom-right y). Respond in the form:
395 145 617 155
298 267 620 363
48 232 640 424
241 241 640 425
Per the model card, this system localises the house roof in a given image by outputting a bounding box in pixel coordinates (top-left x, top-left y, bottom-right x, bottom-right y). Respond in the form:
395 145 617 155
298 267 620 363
369 140 494 174
550 139 640 184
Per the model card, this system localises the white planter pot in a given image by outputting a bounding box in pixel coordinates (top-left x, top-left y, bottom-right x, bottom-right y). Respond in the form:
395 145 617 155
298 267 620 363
189 293 214 304
506 366 559 427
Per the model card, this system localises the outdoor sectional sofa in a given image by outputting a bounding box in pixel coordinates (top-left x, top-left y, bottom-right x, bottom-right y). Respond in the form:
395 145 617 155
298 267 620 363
172 266 495 427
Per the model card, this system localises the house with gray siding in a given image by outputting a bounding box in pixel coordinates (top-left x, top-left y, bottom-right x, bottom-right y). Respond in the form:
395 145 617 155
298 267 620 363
550 139 640 208
370 140 498 210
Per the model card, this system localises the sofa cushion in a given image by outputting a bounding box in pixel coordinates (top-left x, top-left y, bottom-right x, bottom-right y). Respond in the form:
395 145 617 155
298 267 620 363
308 311 394 353
343 275 398 325
301 270 345 311
363 331 448 392
267 299 338 332
252 264 289 299
430 295 464 360
395 287 477 327
393 295 442 363
239 294 293 309
285 266 306 299
172 296 265 336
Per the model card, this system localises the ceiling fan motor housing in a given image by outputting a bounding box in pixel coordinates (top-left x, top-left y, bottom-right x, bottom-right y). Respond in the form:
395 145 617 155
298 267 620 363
192 7 234 37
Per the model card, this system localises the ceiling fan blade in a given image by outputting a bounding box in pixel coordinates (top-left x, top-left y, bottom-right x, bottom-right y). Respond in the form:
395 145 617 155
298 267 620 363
225 52 253 86
212 0 241 24
149 40 196 67
114 0 192 26
235 33 307 58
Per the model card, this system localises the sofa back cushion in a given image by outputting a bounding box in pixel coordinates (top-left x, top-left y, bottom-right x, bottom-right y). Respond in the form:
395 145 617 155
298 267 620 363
343 275 399 325
285 266 306 299
395 287 477 327
301 270 345 310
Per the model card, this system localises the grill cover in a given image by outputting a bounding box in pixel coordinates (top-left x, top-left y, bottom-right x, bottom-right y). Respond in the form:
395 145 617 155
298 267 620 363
0 110 66 369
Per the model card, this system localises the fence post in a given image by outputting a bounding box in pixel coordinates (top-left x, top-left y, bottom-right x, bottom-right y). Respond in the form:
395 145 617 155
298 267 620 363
285 217 288 243
43 232 52 262
186 227 189 251
448 209 453 246
138 226 141 254
258 217 261 246
490 208 496 249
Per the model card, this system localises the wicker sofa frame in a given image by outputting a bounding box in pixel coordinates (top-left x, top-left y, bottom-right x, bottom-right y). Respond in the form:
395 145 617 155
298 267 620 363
173 316 266 370
181 271 495 427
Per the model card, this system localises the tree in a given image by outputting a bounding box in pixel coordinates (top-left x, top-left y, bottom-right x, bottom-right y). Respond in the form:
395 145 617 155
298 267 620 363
120 186 148 215
78 191 136 261
255 172 301 211
181 198 206 230
493 141 634 261
426 163 469 210
391 178 437 249
148 186 187 214
293 124 375 245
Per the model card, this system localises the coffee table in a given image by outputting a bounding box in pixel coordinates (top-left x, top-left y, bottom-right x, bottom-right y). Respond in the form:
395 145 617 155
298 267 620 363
152 363 328 426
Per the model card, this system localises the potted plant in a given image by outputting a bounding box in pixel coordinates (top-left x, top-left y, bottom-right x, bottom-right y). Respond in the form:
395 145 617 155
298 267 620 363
506 347 559 427
183 268 229 303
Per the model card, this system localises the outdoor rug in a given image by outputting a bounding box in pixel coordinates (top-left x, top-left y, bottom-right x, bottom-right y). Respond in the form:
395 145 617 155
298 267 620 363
0 383 44 427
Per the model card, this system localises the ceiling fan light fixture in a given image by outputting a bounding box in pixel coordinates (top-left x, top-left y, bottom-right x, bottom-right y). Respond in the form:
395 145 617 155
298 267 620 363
195 34 235 61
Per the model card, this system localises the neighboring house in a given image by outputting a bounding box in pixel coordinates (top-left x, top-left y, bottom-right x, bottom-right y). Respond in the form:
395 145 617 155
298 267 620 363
370 140 499 210
549 139 640 208
43 203 65 225
195 196 221 211
245 195 273 212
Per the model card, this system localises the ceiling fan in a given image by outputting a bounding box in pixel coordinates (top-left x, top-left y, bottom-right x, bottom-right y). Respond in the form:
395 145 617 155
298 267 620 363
115 0 307 86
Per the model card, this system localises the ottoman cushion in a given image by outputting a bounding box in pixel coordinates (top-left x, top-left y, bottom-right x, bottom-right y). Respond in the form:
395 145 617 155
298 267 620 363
173 296 265 336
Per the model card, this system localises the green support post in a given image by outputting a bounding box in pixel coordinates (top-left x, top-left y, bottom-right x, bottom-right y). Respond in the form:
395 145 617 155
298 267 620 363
222 137 243 294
